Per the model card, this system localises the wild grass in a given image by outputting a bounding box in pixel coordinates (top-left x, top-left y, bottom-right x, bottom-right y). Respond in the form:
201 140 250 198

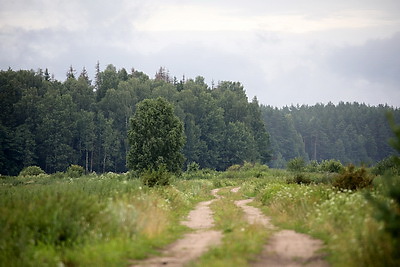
193 187 270 267
0 173 214 266
250 176 399 266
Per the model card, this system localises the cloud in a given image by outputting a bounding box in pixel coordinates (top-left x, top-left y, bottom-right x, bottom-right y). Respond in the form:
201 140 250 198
135 5 396 34
1 0 400 107
327 33 400 84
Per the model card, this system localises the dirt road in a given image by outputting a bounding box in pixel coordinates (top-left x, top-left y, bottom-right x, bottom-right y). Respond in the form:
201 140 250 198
233 188 328 267
132 187 328 266
131 189 222 267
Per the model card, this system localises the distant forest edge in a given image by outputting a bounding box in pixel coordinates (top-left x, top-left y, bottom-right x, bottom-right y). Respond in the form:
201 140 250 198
1 65 399 175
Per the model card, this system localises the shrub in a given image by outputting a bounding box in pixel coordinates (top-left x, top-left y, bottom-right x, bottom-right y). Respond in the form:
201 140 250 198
286 173 312 184
287 157 306 172
227 164 241 172
333 164 373 191
319 159 344 173
241 161 254 171
372 156 400 175
141 165 171 187
66 165 85 178
186 162 200 173
306 160 319 172
19 166 45 177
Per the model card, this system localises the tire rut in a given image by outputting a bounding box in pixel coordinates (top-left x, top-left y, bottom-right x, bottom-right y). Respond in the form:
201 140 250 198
232 188 329 267
131 189 222 267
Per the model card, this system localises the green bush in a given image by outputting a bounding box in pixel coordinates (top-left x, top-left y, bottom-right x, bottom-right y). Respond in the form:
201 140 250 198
287 157 306 172
66 165 85 178
19 166 45 177
333 164 373 191
372 156 400 175
287 173 312 184
186 162 200 173
306 160 320 172
227 164 241 172
319 159 344 173
241 161 254 171
141 165 171 187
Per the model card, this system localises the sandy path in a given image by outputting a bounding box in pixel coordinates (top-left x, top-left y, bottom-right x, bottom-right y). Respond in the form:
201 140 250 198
233 190 328 267
131 189 222 267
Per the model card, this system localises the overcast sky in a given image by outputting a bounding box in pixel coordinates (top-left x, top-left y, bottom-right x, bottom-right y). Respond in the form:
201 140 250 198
1 0 400 107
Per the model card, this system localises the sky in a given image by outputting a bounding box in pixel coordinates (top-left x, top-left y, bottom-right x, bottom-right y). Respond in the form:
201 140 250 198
1 0 400 107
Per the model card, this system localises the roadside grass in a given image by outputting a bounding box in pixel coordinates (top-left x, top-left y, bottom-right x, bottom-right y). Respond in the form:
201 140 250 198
0 173 214 266
192 187 271 267
251 178 398 267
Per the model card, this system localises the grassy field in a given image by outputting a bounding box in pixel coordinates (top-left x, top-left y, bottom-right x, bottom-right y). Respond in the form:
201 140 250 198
1 165 399 266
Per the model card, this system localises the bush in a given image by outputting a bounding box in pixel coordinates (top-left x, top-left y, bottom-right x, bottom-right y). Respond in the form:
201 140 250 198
372 156 400 175
141 165 171 187
186 162 200 173
19 166 45 177
333 164 373 191
241 161 254 171
306 160 320 172
227 164 241 172
66 165 85 178
319 159 344 173
287 173 312 184
287 157 306 172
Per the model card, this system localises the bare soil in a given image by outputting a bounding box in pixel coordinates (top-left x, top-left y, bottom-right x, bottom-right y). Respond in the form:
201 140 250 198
131 190 222 267
234 195 328 267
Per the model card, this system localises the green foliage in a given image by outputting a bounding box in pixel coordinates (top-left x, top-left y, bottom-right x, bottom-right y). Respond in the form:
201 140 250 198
140 165 171 187
261 103 399 166
333 164 373 191
19 165 45 176
66 164 85 177
227 164 241 172
253 181 396 266
0 173 214 266
186 161 200 172
372 156 400 175
287 173 312 185
286 157 306 172
366 113 400 261
127 97 185 175
319 159 344 173
305 160 319 172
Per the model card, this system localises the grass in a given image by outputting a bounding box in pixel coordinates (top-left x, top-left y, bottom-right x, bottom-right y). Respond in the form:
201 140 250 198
1 166 399 266
251 179 398 266
192 186 271 267
0 173 214 266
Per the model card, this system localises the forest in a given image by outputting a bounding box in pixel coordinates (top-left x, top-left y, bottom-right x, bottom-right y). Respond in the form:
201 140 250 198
0 64 399 176
262 103 399 168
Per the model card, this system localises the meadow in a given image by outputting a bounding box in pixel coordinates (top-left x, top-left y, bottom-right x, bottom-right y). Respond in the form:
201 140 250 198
1 165 399 266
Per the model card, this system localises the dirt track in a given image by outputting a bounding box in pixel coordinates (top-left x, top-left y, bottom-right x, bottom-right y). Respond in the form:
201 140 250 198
131 189 222 267
132 187 328 266
234 197 328 267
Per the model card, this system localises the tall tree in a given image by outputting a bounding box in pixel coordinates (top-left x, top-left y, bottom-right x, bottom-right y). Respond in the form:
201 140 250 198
127 97 185 174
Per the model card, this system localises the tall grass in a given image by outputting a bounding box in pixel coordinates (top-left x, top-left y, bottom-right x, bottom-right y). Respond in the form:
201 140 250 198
251 179 398 266
0 173 214 266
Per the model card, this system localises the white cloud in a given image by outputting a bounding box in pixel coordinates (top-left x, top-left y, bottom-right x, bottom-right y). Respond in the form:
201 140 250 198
135 4 398 34
1 0 400 107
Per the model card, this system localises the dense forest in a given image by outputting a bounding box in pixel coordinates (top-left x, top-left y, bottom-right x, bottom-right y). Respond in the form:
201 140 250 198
1 65 398 176
0 65 270 175
262 103 399 168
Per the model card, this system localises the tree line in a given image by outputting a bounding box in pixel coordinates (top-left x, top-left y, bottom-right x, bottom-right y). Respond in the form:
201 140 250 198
262 103 400 168
0 65 270 175
1 65 399 176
